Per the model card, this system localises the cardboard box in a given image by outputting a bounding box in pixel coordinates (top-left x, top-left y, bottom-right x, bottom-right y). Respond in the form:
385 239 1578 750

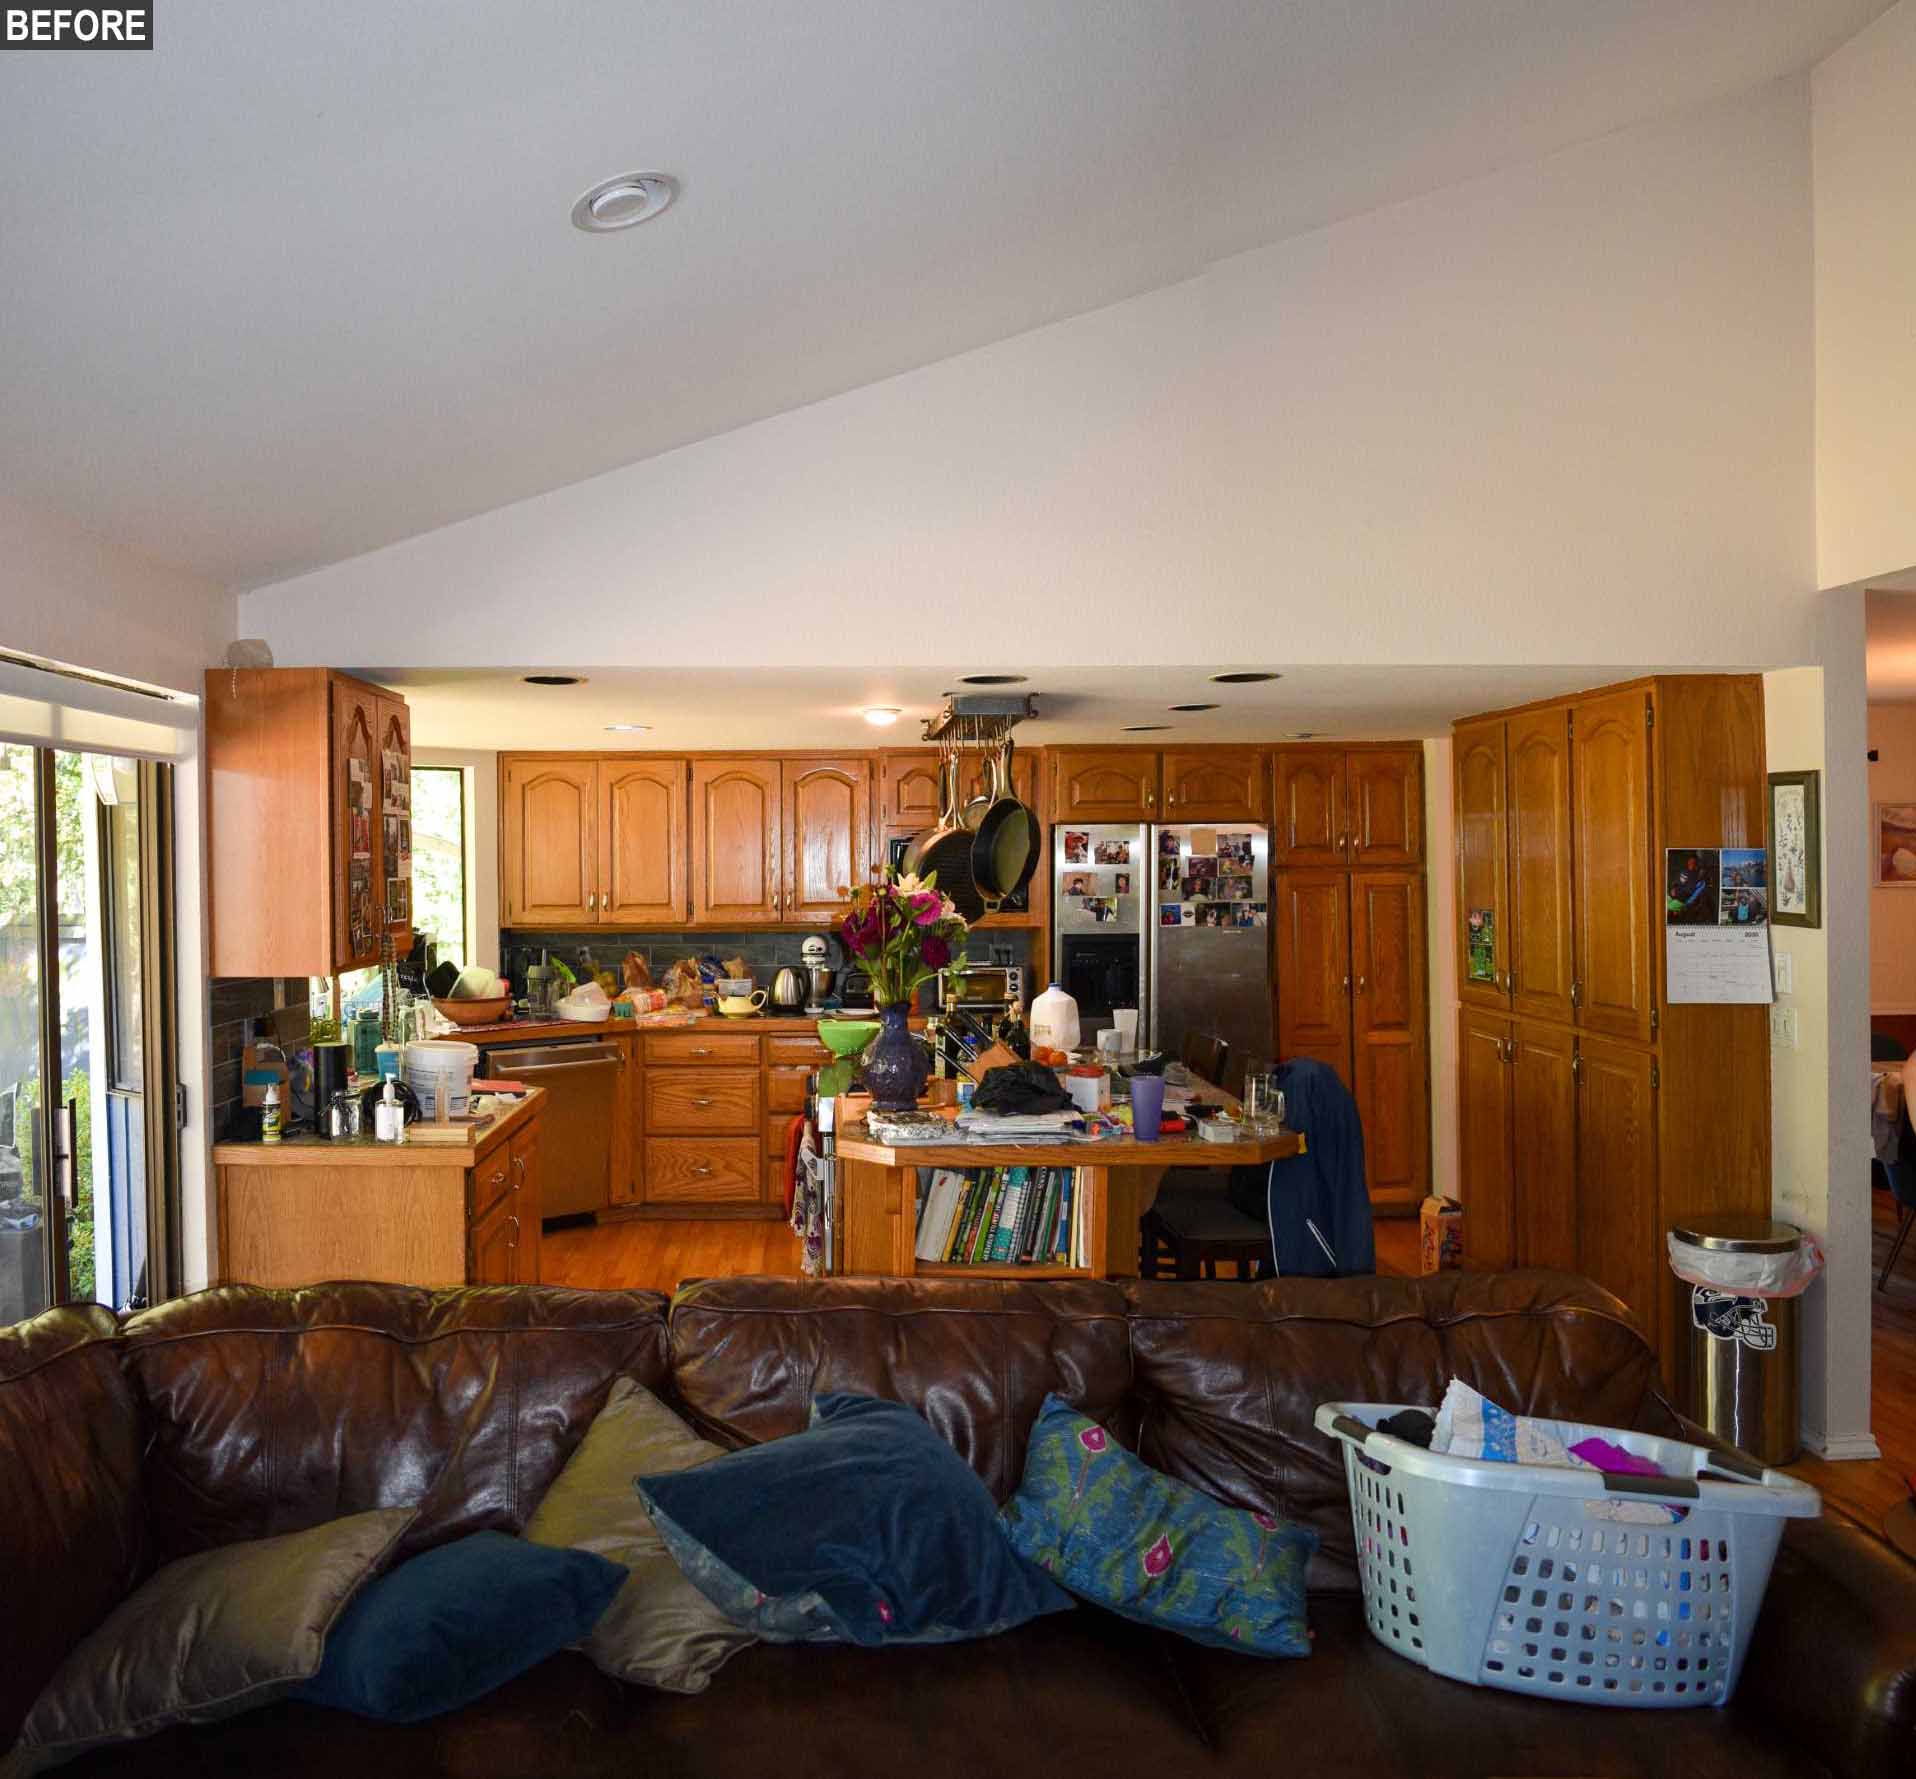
1420 1195 1463 1274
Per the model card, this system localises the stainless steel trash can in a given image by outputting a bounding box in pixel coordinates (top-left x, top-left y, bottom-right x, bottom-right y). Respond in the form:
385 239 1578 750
1669 1215 1803 1466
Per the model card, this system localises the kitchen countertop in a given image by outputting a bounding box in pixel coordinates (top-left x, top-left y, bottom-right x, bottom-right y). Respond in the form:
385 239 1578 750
213 1088 545 1166
431 1012 913 1042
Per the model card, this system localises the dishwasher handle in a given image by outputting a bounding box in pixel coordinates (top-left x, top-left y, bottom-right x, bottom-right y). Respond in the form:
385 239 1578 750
483 1044 623 1075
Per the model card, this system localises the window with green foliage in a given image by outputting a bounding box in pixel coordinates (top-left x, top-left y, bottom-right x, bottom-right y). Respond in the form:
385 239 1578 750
410 766 468 964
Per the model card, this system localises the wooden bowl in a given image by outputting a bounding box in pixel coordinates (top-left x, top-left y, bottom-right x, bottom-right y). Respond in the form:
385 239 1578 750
431 996 512 1028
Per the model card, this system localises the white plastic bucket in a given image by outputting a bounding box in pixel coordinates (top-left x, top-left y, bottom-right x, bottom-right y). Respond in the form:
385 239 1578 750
402 1040 478 1118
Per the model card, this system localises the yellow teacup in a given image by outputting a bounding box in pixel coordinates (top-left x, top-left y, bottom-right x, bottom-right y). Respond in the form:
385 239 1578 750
717 990 766 1017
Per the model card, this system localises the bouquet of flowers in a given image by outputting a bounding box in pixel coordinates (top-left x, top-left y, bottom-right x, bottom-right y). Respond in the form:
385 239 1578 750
839 870 970 1006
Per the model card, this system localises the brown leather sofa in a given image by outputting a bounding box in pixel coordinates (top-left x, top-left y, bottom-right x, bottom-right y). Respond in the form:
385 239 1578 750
5 1270 1912 1778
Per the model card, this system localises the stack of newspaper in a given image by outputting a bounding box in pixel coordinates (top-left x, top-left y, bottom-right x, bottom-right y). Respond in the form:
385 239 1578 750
951 1109 1087 1144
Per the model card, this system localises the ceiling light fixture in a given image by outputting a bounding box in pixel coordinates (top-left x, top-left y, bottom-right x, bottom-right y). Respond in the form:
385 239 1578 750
862 707 901 727
1210 671 1282 685
571 172 679 233
959 673 1028 685
604 722 651 733
1168 702 1219 713
523 674 585 687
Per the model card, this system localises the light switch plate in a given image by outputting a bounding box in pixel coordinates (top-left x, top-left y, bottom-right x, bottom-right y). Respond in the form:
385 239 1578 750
1773 951 1794 996
1770 1005 1799 1050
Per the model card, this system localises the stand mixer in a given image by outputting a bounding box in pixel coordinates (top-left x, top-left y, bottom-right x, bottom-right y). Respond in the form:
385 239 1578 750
801 933 834 1014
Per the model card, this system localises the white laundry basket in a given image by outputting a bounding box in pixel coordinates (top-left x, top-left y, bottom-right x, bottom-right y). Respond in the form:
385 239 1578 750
1315 1402 1820 1708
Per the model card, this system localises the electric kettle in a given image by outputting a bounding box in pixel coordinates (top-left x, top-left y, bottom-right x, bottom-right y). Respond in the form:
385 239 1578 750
770 967 806 1010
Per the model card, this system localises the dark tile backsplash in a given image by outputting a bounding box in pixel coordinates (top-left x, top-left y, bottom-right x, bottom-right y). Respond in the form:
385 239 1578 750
208 977 294 1138
499 929 1034 999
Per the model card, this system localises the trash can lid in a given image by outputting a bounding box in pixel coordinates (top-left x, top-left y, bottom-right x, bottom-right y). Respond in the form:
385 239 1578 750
1669 1213 1801 1253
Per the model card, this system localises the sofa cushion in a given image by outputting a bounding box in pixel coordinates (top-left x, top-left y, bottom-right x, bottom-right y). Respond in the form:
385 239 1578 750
9 1506 414 1774
1001 1392 1315 1655
1123 1271 1669 1591
294 1531 626 1724
640 1393 1074 1646
120 1283 670 1564
522 1377 758 1693
0 1304 146 1754
665 1275 1133 1501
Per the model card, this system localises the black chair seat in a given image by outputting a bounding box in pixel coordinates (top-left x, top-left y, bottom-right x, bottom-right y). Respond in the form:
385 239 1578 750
1139 1180 1270 1281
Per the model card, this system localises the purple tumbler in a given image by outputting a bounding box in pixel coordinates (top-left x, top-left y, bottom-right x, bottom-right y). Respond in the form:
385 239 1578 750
1130 1074 1166 1141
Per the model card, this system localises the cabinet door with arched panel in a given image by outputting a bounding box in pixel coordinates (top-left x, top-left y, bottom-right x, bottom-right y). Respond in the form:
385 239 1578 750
502 758 598 925
692 758 782 923
601 760 688 925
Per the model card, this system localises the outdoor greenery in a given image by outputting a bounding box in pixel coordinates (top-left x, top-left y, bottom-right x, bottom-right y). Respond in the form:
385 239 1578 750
411 766 466 959
13 1072 94 1301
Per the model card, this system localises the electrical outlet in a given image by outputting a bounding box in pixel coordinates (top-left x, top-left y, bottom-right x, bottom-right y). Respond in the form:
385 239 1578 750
1773 951 1793 996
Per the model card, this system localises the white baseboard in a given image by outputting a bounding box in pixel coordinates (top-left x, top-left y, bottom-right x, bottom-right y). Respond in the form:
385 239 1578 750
1801 1428 1882 1462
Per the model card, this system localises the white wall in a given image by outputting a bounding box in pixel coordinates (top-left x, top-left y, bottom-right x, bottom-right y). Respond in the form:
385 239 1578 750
1 495 232 697
243 81 1817 675
1813 0 1916 590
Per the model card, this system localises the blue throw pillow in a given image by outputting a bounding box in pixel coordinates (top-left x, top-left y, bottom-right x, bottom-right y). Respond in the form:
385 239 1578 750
294 1531 626 1722
637 1392 1073 1647
999 1394 1316 1656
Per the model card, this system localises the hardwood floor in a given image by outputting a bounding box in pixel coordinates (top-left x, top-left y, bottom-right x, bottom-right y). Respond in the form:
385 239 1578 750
538 1206 1421 1296
1785 1191 1916 1532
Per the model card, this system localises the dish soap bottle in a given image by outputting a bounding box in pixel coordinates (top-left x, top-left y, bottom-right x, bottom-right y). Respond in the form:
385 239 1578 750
261 1081 282 1144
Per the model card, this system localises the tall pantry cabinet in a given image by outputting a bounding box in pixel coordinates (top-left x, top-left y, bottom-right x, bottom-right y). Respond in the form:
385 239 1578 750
1452 676 1770 1367
1272 744 1430 1212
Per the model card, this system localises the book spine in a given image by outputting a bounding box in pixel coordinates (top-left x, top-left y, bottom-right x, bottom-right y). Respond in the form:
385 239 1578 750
988 1169 1027 1263
1054 1169 1074 1265
1031 1168 1059 1263
969 1170 1006 1265
946 1169 986 1264
1017 1168 1047 1263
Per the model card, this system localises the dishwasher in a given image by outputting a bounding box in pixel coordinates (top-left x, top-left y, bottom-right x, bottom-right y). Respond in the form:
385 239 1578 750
479 1037 624 1219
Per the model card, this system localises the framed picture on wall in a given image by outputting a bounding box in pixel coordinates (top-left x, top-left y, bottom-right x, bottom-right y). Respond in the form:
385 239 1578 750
1878 799 1916 890
1769 771 1821 925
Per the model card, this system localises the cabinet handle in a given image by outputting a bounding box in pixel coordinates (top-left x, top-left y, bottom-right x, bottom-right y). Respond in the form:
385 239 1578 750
1356 976 1367 994
1570 980 1582 1010
507 1215 521 1248
1341 975 1352 995
694 1164 712 1177
692 1046 712 1056
1144 786 1156 809
488 1167 506 1188
1572 1051 1583 1081
511 1154 525 1187
692 1098 713 1109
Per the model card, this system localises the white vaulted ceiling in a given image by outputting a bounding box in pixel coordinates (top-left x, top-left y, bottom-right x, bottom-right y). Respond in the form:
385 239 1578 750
0 0 1885 589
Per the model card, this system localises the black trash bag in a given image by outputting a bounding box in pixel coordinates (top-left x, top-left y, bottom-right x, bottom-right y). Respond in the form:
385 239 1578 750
972 1063 1070 1115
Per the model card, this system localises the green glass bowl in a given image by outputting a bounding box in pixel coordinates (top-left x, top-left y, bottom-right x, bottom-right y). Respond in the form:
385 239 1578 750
816 1019 880 1059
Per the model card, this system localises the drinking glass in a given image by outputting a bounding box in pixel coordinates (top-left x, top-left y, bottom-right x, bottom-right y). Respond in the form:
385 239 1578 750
1243 1070 1285 1133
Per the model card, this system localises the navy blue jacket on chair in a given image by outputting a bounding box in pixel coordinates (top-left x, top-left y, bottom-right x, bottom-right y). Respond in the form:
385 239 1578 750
1228 1057 1375 1277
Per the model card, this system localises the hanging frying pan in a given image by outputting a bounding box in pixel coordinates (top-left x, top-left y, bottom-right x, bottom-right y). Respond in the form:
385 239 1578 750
969 736 1040 912
900 740 987 921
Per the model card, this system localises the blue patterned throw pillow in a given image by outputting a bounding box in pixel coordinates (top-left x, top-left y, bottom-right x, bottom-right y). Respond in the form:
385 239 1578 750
999 1393 1316 1656
637 1393 1073 1648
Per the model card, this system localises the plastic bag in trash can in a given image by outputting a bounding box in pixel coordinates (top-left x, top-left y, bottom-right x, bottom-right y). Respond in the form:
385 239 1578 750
1666 1231 1825 1298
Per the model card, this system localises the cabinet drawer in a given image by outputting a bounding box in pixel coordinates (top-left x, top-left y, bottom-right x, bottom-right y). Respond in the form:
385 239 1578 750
767 1034 832 1065
469 1144 514 1222
766 1067 810 1114
644 1031 761 1066
644 1138 761 1204
645 1068 760 1132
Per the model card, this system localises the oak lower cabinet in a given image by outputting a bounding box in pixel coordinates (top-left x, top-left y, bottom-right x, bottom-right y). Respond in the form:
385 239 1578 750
639 1030 780 1215
206 668 412 975
1275 867 1429 1211
213 1099 544 1287
1451 675 1772 1371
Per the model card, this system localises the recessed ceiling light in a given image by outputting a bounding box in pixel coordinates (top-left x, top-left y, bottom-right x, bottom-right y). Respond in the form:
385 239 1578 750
571 172 678 233
1210 671 1282 685
1122 724 1171 732
522 674 585 687
1168 703 1219 713
604 722 651 733
960 673 1028 685
862 707 901 727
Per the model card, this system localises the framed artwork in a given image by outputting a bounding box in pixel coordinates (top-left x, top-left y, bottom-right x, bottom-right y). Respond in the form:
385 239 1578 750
1878 800 1916 889
1769 772 1819 924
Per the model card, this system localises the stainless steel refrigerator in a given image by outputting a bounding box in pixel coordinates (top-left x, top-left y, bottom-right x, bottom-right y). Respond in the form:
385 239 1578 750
1052 820 1271 1074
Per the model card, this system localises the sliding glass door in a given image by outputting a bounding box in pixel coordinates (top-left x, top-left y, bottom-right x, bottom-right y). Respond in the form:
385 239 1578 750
0 745 173 1322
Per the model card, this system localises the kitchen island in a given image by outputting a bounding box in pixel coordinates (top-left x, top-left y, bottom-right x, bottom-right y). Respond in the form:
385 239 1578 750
214 1088 546 1288
830 1110 1302 1279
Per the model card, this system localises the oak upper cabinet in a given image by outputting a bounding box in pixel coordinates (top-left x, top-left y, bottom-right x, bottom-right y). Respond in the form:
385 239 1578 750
1574 1033 1658 1325
502 758 599 925
601 761 689 926
207 668 412 977
880 752 948 834
1570 690 1654 1045
1273 870 1352 1084
1271 748 1346 866
959 747 1039 821
785 757 871 921
1453 718 1509 1009
1347 748 1423 866
1349 871 1429 1210
1161 749 1268 824
1457 1009 1516 1271
692 757 783 923
1505 707 1574 1027
1049 749 1160 822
